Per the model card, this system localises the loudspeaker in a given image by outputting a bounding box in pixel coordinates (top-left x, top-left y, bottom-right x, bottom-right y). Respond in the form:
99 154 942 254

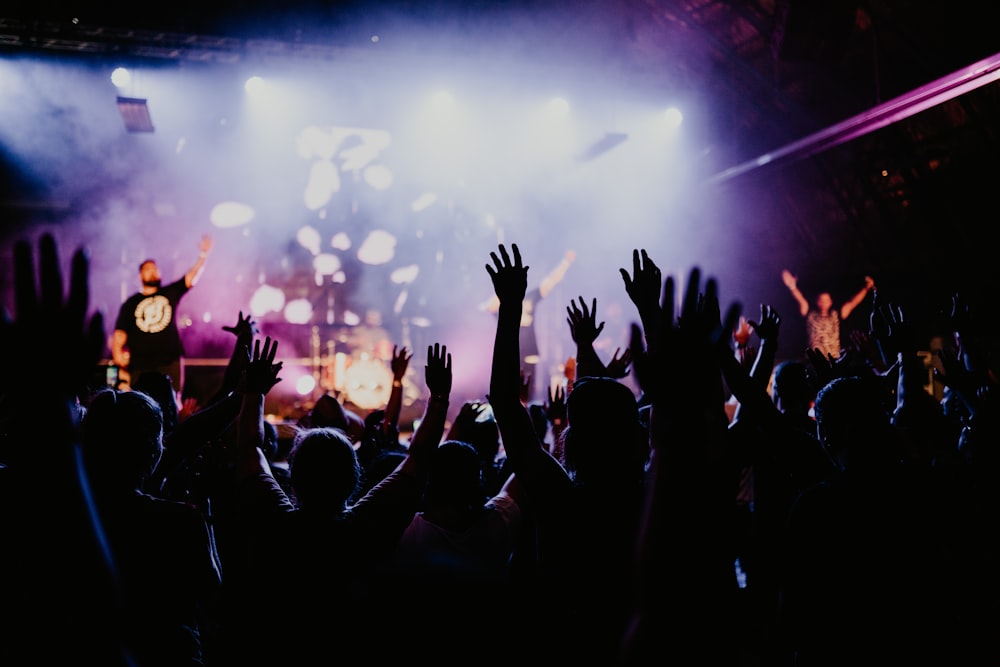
180 360 228 407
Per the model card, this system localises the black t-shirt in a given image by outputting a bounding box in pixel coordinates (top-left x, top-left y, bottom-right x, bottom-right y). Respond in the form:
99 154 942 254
115 278 189 367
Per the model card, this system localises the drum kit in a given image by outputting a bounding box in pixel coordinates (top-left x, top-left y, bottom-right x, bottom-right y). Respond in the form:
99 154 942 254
312 322 418 411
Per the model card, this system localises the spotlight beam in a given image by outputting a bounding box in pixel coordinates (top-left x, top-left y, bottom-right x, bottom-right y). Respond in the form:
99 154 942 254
707 50 1000 184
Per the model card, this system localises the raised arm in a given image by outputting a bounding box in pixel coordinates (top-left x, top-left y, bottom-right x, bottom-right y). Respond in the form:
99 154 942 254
538 249 575 299
1 233 105 462
184 234 213 288
235 336 283 480
781 269 810 317
620 248 663 348
383 345 412 436
839 274 876 320
566 296 608 379
395 342 451 479
206 309 259 407
622 267 742 664
486 243 567 489
729 304 782 425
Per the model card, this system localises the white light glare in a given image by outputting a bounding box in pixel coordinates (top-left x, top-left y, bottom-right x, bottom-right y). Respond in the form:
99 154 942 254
364 164 393 190
249 284 285 317
313 253 342 276
664 107 684 129
411 192 438 212
284 299 314 324
245 76 266 95
210 201 255 228
544 97 570 119
331 232 352 250
296 374 317 396
296 225 322 255
429 90 456 110
111 67 131 88
390 265 420 284
357 230 397 265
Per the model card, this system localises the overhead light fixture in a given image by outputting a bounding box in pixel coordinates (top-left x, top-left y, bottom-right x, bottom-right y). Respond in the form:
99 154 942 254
116 96 154 133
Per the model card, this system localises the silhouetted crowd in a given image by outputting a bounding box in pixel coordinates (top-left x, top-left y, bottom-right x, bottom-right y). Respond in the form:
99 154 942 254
1 235 996 666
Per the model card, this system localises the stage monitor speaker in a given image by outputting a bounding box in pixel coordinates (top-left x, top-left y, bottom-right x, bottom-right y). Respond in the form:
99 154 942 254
180 359 228 407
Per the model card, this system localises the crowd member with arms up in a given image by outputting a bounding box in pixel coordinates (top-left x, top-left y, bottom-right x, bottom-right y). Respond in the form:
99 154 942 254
218 336 452 665
1 233 132 664
619 263 744 666
486 243 650 664
781 268 875 360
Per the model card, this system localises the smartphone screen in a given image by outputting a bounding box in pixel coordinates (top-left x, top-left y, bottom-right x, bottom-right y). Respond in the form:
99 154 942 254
106 364 119 388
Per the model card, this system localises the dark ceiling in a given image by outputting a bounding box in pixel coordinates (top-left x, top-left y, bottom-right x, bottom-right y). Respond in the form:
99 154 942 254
2 1 999 351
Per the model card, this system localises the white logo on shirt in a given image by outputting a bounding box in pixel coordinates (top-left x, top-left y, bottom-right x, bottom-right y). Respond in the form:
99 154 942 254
134 294 172 334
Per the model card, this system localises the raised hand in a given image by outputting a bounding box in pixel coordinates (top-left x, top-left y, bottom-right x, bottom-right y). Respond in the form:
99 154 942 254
1 233 105 467
630 267 741 410
545 383 567 423
444 399 489 446
222 310 258 341
425 342 453 399
620 248 662 314
875 299 909 358
605 347 632 379
566 296 605 346
486 243 528 306
215 310 263 404
748 303 781 342
1 233 105 403
199 234 214 255
567 295 611 380
545 383 568 458
620 249 663 345
244 336 283 395
805 346 838 389
781 269 798 290
390 345 413 383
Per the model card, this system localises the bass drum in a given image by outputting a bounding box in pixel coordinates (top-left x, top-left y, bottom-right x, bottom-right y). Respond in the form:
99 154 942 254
342 355 394 411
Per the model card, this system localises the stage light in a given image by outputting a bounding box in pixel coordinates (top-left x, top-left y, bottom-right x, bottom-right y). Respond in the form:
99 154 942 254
364 164 393 190
411 192 438 212
250 284 285 317
313 253 342 276
295 374 317 396
357 230 396 265
390 265 420 284
244 76 266 95
210 201 255 228
116 96 154 133
663 107 683 129
544 96 570 119
331 232 351 250
296 225 321 255
304 160 340 210
284 299 313 324
111 67 131 88
428 90 456 110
